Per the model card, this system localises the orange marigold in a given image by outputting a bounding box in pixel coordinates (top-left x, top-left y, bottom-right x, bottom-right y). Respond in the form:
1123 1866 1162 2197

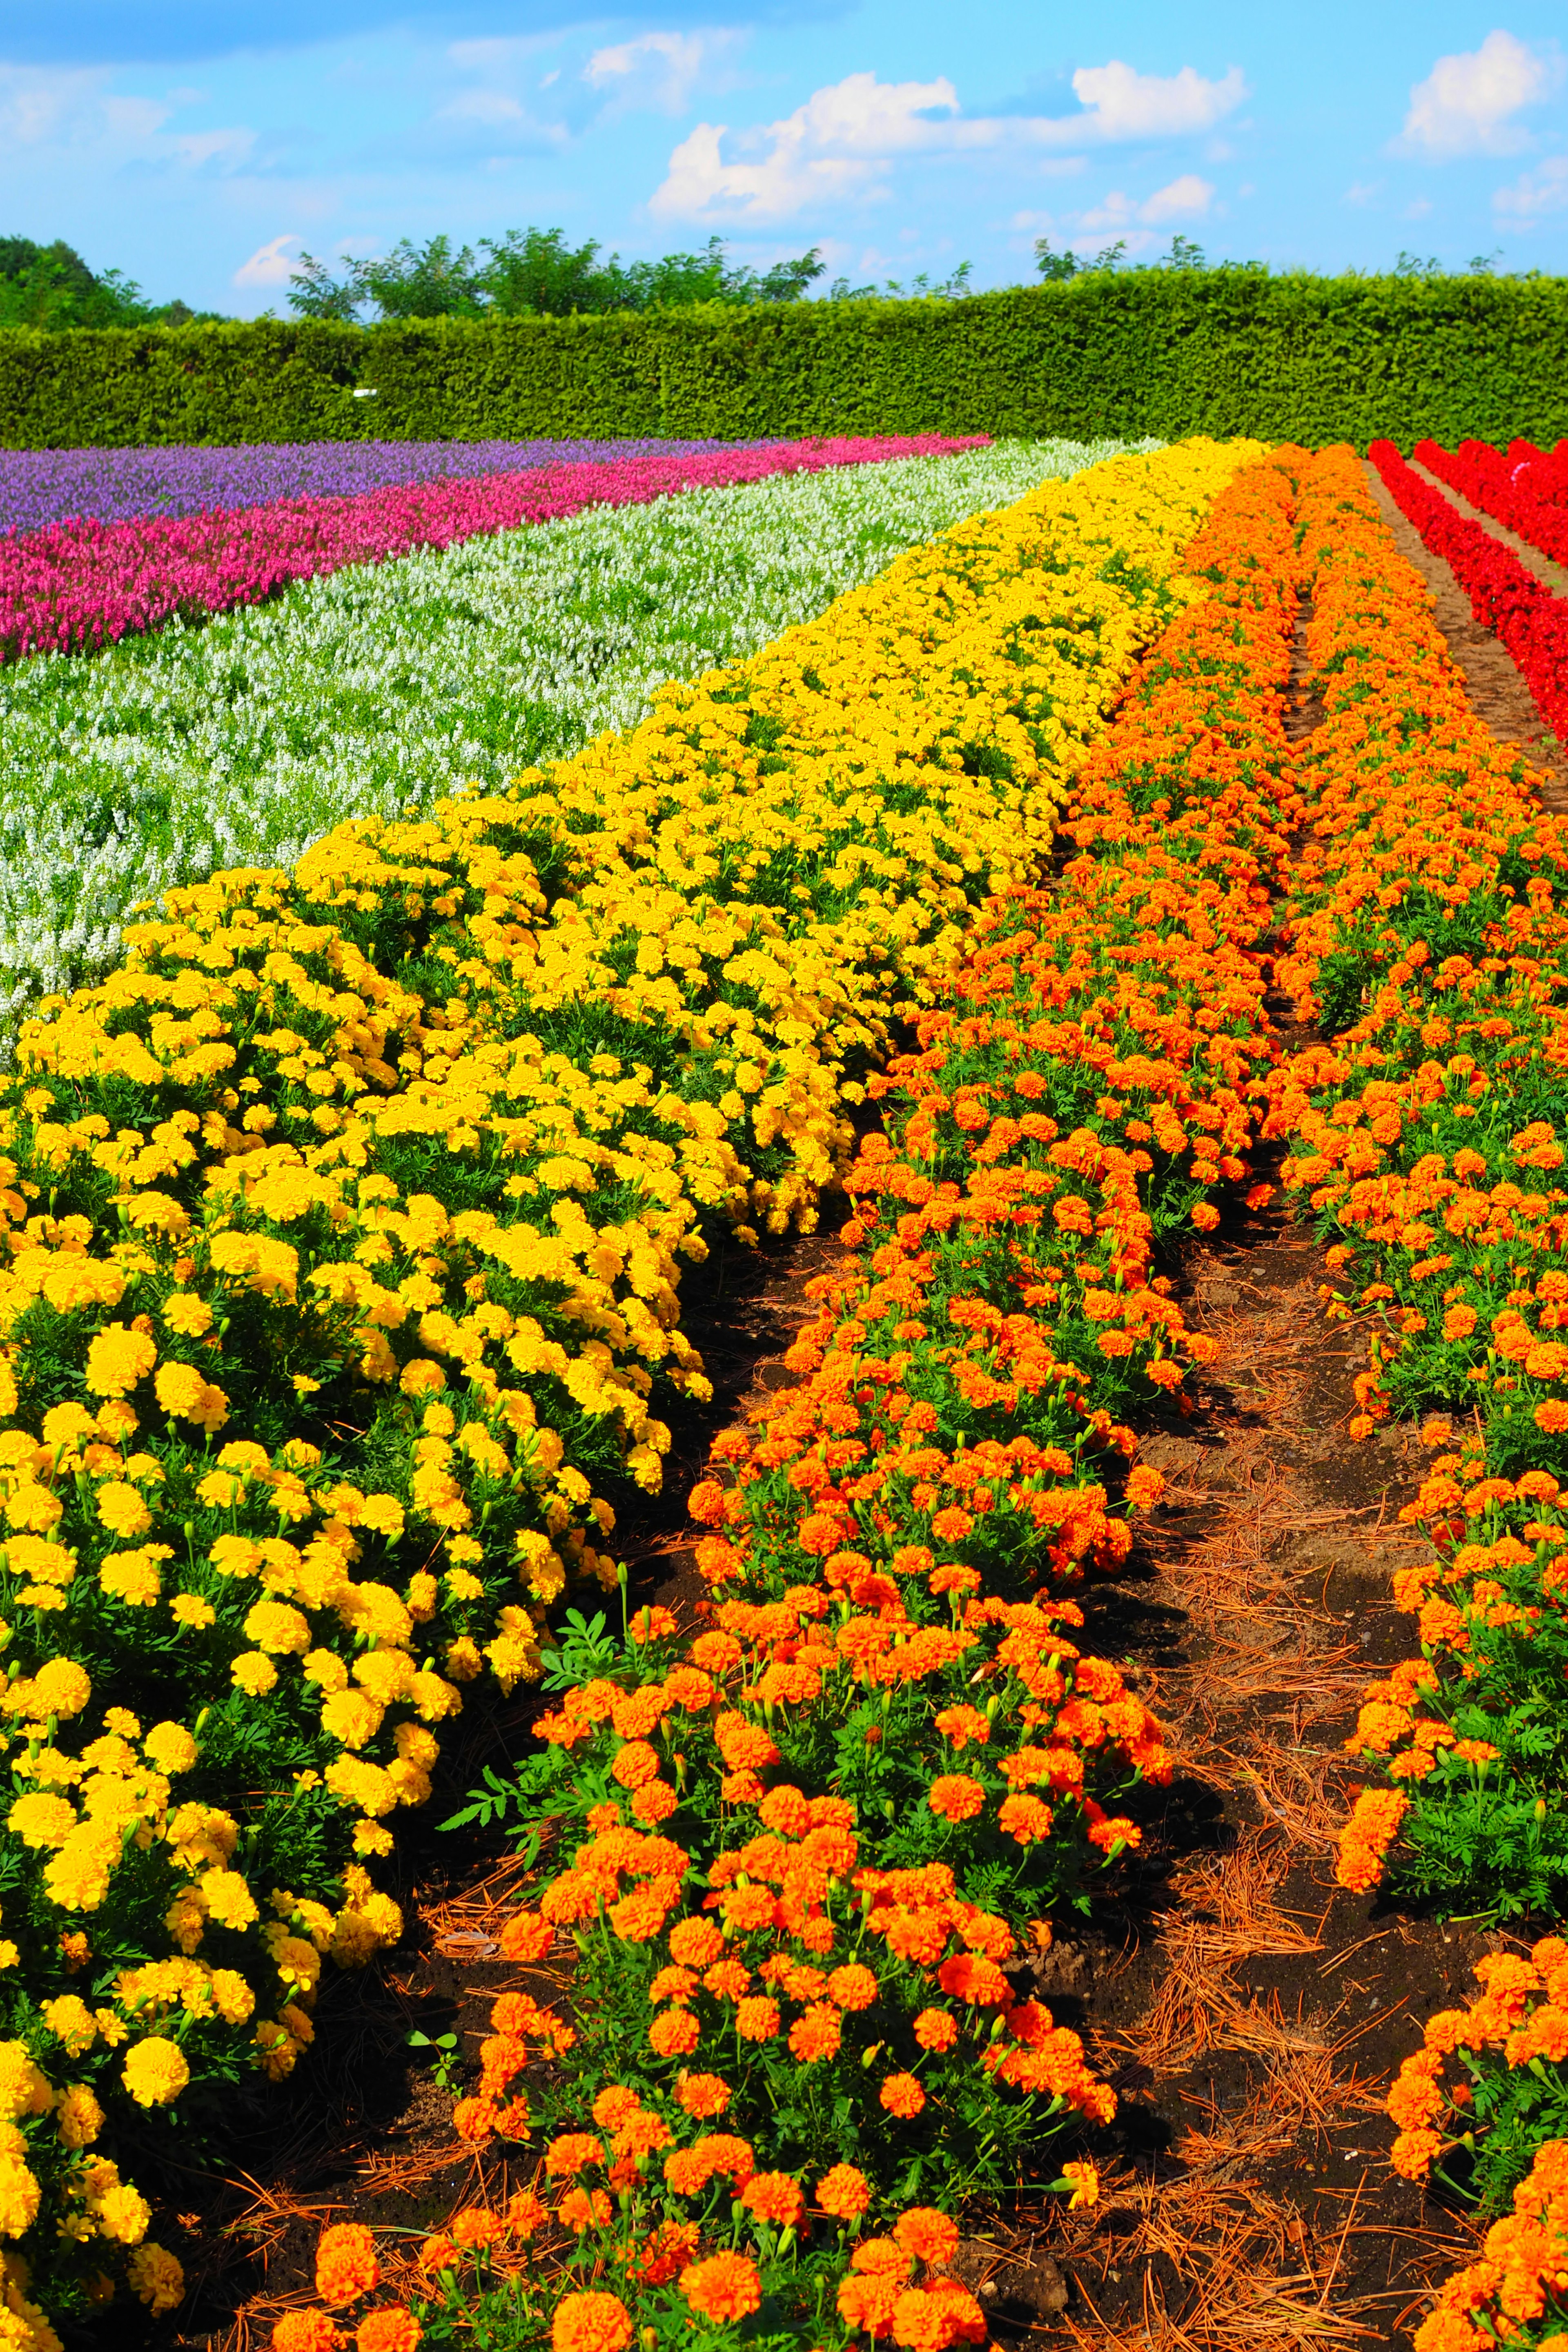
681 2253 762 2324
741 2172 804 2227
675 2073 731 2119
273 2317 339 2352
817 2163 872 2221
356 2313 421 2352
316 2225 379 2306
895 2209 960 2268
551 2292 633 2352
880 2074 926 2119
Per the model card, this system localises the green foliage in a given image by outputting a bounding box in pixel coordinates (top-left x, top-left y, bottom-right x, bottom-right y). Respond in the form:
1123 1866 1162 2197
0 234 220 331
9 271 1568 448
287 228 825 323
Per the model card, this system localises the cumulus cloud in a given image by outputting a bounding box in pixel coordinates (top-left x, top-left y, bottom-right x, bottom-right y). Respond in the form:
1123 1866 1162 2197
1397 29 1557 158
1078 174 1215 234
584 30 741 117
1494 152 1568 217
233 233 302 287
1065 61 1245 142
650 61 1245 222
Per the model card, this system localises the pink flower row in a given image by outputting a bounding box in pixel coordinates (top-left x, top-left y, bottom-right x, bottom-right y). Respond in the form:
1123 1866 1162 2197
0 435 987 665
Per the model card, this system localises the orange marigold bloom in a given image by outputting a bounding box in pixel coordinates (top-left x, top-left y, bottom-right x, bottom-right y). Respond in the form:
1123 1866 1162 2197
506 2191 547 2239
668 1917 724 1969
933 1707 990 1751
551 2291 633 2352
880 2074 926 2119
545 2134 604 2178
914 2007 959 2051
735 1996 782 2042
449 2208 504 2248
817 2163 873 2221
273 2317 339 2352
998 1792 1053 1845
356 2312 421 2352
316 2225 379 2306
895 2209 960 2268
827 1963 880 2011
789 2003 842 2062
675 2073 731 2119
681 2253 762 2324
742 2172 804 2227
557 2187 612 2235
649 2007 701 2058
927 1776 986 1824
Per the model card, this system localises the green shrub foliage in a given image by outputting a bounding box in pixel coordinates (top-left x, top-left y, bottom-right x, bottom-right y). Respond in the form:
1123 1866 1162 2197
4 274 1568 450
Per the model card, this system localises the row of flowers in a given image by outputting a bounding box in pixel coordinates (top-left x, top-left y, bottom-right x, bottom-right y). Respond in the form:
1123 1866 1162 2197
1252 446 1568 2348
0 436 984 664
0 439 1254 2341
1414 438 1568 572
270 442 1324 2352
1367 439 1568 744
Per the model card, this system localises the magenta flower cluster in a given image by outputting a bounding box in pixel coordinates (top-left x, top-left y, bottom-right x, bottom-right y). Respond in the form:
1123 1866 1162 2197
0 436 771 535
0 434 986 664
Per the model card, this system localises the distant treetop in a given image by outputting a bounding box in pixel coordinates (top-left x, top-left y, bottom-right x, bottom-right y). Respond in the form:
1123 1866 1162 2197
0 235 220 330
285 229 831 322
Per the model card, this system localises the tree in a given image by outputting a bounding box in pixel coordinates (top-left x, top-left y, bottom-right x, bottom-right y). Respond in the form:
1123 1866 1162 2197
1032 236 1128 280
287 227 827 322
0 234 220 328
826 262 974 301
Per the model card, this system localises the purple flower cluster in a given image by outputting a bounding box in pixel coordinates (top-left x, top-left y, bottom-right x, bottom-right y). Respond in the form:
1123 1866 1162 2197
0 435 987 664
0 436 772 536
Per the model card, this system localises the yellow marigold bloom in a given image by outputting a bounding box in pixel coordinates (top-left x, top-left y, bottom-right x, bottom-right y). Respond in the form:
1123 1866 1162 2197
320 1689 384 1749
153 1361 229 1434
40 1996 97 2057
122 2037 191 2109
43 1826 120 1911
302 1648 350 1695
56 2083 105 2148
0 2156 40 2238
92 2179 152 2242
352 1649 414 1705
0 2044 54 2118
95 1481 153 1539
230 1652 278 1699
198 1868 259 1932
243 1601 310 1656
30 1659 91 1719
4 1536 75 1588
162 1293 214 1337
7 1793 77 1849
99 1549 165 1606
83 1324 156 1399
170 1593 216 1628
128 2242 185 2315
142 1722 198 1773
209 1969 255 2024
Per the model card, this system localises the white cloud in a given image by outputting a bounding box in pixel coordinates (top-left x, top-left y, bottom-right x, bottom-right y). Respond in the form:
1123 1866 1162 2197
172 126 255 172
650 61 1244 222
233 233 302 289
1494 152 1568 217
1079 174 1214 233
1343 180 1382 206
584 30 740 117
1397 29 1557 159
1065 61 1245 142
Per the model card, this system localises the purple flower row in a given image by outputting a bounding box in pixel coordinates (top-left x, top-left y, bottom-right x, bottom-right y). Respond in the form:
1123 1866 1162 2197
0 437 779 537
0 436 987 665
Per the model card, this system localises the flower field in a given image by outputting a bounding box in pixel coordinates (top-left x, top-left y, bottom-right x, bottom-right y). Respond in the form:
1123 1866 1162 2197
1 414 1566 2352
0 435 1138 1038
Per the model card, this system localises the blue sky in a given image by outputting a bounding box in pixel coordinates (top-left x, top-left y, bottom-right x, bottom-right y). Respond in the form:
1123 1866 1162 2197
4 2 1568 313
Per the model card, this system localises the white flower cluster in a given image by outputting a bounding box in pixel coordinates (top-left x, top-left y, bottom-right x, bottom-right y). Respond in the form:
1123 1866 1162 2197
0 439 1147 1043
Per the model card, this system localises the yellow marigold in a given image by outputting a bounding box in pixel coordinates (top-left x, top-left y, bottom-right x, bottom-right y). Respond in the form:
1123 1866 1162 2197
0 2156 40 2238
83 1324 156 1400
56 2083 104 2148
0 2046 52 2120
92 2179 152 2242
96 1483 154 1540
30 1659 91 1719
163 1293 214 1337
170 1594 216 1629
127 2242 185 2314
100 1549 165 1606
209 1970 255 2024
320 1690 384 1749
231 1653 279 1699
43 1826 120 1911
122 2037 191 2108
244 1601 310 1656
40 1995 97 2057
142 1722 198 1773
154 1361 230 1433
7 1793 77 1849
199 1868 259 1932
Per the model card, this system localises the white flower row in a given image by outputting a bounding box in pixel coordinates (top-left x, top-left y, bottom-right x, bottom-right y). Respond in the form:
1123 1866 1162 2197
0 439 1147 1040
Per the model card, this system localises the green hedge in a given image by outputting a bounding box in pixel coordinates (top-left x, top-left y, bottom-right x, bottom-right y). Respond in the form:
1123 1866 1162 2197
4 274 1568 450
